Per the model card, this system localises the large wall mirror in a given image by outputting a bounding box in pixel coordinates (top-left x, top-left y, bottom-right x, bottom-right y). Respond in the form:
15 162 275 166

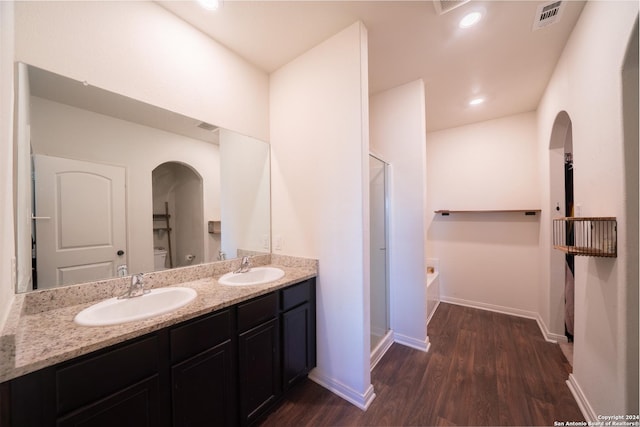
14 63 271 293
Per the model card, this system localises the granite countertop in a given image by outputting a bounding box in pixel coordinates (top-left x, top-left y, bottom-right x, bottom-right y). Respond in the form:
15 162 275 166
0 255 317 383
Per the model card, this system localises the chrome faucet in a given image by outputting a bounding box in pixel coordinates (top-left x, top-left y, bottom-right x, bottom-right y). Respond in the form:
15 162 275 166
235 256 251 274
118 273 148 299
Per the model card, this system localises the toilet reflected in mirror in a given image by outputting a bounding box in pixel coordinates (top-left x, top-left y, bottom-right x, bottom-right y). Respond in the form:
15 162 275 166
153 247 167 271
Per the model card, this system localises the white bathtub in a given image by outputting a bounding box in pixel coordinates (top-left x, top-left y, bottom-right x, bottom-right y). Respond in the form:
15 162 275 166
426 271 440 324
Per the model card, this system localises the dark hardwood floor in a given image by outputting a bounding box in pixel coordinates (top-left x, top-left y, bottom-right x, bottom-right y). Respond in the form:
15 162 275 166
258 303 585 426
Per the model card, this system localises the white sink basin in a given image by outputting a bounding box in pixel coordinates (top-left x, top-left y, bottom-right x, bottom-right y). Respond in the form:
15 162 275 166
74 287 197 326
218 267 285 286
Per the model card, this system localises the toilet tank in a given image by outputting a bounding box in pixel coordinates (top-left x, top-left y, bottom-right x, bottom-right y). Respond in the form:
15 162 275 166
154 248 167 271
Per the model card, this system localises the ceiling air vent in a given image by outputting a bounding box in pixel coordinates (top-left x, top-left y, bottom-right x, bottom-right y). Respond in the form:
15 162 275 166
532 1 564 31
433 0 470 15
197 122 218 132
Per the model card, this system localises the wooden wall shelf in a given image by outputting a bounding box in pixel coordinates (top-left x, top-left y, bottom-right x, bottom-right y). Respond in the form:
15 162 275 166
153 202 173 267
553 217 617 258
434 209 541 216
208 220 221 234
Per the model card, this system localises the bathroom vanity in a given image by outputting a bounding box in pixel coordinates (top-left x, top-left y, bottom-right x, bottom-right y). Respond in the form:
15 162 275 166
0 260 316 427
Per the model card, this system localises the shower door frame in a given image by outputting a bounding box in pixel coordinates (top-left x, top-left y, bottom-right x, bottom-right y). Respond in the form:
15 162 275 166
369 153 392 365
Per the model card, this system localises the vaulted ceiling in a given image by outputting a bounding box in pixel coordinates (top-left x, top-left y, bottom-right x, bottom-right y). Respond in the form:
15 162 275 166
159 1 585 132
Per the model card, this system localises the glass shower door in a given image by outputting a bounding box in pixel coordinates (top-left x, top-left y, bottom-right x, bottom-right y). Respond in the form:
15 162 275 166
369 155 389 351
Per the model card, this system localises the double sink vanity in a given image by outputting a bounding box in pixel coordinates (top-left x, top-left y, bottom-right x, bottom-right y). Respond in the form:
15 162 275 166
0 254 317 426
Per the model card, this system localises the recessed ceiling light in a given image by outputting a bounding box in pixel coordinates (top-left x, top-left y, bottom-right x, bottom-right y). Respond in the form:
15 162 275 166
469 97 485 106
459 11 482 28
197 0 220 11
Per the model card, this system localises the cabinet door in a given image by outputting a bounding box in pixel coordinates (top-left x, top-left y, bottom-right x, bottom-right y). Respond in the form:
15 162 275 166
170 309 232 365
282 302 313 390
56 375 160 427
238 318 279 425
172 339 236 427
55 334 160 415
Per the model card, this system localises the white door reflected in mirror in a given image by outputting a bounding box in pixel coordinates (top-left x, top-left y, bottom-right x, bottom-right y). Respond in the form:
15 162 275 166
34 155 127 289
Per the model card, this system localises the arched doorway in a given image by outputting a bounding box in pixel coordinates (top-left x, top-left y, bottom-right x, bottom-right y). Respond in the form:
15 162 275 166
152 162 204 270
549 111 574 360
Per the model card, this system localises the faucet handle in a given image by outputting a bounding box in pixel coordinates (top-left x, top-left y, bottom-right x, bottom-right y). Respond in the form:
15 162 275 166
132 273 144 286
234 256 251 273
118 273 145 299
129 273 148 297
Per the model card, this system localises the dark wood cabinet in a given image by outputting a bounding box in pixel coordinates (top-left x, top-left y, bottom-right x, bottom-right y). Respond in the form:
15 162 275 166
170 309 235 427
172 340 235 427
56 375 161 427
55 334 163 416
282 302 313 389
235 278 317 425
8 333 167 427
3 278 316 427
281 279 316 391
237 293 279 425
238 318 280 425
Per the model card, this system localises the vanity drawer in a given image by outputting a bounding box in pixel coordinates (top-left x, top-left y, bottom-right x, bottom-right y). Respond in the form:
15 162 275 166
55 334 160 414
281 279 313 311
170 309 232 364
237 293 278 333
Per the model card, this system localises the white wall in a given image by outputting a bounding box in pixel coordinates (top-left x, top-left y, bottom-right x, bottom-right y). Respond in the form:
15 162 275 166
0 1 15 325
220 129 271 258
427 112 540 211
30 96 221 275
14 1 269 141
537 1 638 418
270 22 373 409
426 112 541 317
14 63 31 293
621 18 639 418
369 80 428 350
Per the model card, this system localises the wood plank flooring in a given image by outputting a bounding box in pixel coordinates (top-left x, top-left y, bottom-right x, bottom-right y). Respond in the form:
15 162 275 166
258 303 585 426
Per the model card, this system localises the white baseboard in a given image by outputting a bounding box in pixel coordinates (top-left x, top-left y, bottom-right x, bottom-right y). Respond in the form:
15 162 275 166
426 300 441 325
535 313 568 343
370 330 394 370
394 331 430 353
567 374 597 422
308 368 376 410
